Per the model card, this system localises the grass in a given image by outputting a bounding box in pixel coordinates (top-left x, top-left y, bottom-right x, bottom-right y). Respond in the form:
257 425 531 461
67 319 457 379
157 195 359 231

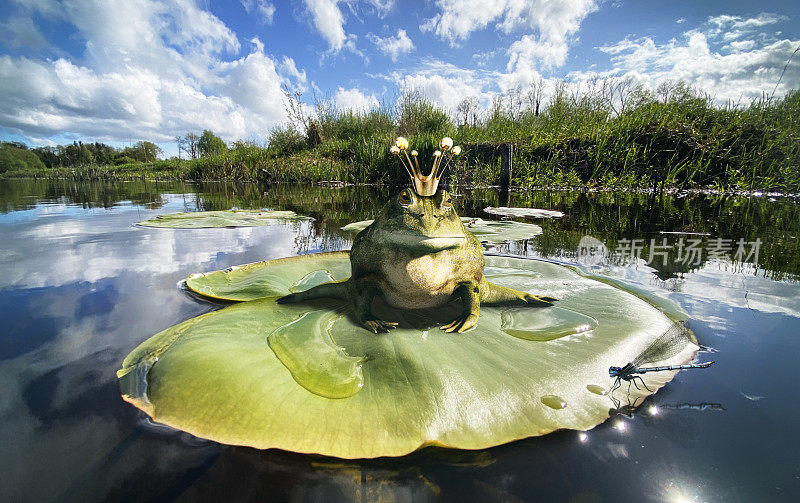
4 82 799 192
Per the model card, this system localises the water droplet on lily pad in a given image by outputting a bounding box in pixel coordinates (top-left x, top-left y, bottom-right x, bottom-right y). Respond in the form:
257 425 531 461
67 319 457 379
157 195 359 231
501 306 597 341
541 395 567 409
586 384 607 396
268 310 364 399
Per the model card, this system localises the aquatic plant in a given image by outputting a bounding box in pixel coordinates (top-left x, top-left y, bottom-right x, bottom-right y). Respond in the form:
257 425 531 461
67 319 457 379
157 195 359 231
136 210 312 228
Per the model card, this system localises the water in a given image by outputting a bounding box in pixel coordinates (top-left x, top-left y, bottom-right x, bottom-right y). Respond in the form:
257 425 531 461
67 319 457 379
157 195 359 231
1 179 799 502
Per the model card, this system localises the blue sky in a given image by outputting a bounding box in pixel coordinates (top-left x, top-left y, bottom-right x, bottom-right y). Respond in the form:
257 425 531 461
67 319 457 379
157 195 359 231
1 0 798 156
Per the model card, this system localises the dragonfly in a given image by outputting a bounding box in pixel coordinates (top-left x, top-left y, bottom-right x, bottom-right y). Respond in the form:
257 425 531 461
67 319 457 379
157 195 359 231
608 322 715 396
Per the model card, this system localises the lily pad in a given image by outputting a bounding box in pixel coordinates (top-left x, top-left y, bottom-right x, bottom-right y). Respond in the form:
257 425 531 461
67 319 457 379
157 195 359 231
342 218 542 243
484 207 564 219
185 252 352 301
120 253 697 458
136 210 312 228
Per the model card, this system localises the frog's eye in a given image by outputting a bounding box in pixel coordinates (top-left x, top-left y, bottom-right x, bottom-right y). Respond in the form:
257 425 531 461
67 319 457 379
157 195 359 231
442 196 452 208
398 190 412 206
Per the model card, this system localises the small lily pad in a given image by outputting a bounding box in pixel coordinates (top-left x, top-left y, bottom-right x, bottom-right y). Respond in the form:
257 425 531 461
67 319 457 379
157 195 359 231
137 210 312 228
185 252 351 301
121 253 697 458
484 207 564 219
342 218 542 243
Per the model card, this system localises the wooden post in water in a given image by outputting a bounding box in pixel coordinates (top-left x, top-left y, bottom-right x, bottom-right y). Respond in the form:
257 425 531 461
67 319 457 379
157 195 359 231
499 143 513 206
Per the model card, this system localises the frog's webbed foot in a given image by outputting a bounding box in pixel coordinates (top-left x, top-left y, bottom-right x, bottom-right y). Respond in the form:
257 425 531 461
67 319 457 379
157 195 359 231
441 280 480 333
480 279 557 306
520 293 557 306
362 319 399 334
350 276 398 334
440 312 478 333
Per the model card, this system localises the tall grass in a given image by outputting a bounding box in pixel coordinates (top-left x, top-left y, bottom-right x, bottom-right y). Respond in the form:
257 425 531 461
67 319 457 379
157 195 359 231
4 81 799 191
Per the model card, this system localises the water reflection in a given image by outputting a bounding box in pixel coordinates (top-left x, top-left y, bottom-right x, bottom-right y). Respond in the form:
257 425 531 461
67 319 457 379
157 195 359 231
0 179 799 502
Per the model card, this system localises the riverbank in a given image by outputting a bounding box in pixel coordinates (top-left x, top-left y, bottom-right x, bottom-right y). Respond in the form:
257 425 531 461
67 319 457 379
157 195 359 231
3 87 799 191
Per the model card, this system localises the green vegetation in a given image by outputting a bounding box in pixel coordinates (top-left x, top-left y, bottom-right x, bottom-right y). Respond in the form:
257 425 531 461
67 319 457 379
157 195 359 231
3 81 799 191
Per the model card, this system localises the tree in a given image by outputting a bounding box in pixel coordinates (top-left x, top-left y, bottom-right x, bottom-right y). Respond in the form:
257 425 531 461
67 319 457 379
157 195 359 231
506 85 524 121
32 146 59 168
456 96 480 127
119 141 162 162
525 76 544 116
0 142 46 173
184 133 200 159
59 141 94 167
197 130 227 157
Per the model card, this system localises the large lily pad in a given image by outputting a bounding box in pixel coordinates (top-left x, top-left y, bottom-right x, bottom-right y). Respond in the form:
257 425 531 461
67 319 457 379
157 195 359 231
342 218 542 243
120 253 697 458
484 207 564 219
137 210 312 228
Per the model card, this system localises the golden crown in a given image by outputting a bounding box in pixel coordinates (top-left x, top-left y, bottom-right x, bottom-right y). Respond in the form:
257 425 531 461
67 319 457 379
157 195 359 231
390 137 462 196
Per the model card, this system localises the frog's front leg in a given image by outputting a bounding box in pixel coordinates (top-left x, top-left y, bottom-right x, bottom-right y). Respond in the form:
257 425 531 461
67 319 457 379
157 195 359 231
441 280 480 333
350 275 398 334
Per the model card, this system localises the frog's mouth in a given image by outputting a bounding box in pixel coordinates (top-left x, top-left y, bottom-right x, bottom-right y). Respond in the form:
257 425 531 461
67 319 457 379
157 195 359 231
385 233 465 251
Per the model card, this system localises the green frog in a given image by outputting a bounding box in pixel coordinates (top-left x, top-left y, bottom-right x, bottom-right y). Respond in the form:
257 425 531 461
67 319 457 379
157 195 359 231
279 137 556 332
277 186 557 333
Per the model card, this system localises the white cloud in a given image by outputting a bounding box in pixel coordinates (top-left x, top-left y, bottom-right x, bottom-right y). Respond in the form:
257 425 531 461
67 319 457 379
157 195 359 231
367 29 414 62
422 0 597 70
388 59 496 112
302 0 356 53
363 0 394 17
582 14 800 102
0 16 48 49
240 0 276 24
334 87 379 112
708 12 788 42
0 0 307 148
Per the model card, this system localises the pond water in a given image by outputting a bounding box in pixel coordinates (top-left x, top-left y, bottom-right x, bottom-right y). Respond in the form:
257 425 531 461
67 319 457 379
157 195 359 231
1 179 799 502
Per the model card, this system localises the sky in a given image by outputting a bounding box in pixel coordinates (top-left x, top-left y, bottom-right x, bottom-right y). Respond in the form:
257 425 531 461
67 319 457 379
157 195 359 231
1 0 799 156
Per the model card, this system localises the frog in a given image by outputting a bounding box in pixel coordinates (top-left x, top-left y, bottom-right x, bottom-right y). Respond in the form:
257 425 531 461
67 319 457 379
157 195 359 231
277 186 557 333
